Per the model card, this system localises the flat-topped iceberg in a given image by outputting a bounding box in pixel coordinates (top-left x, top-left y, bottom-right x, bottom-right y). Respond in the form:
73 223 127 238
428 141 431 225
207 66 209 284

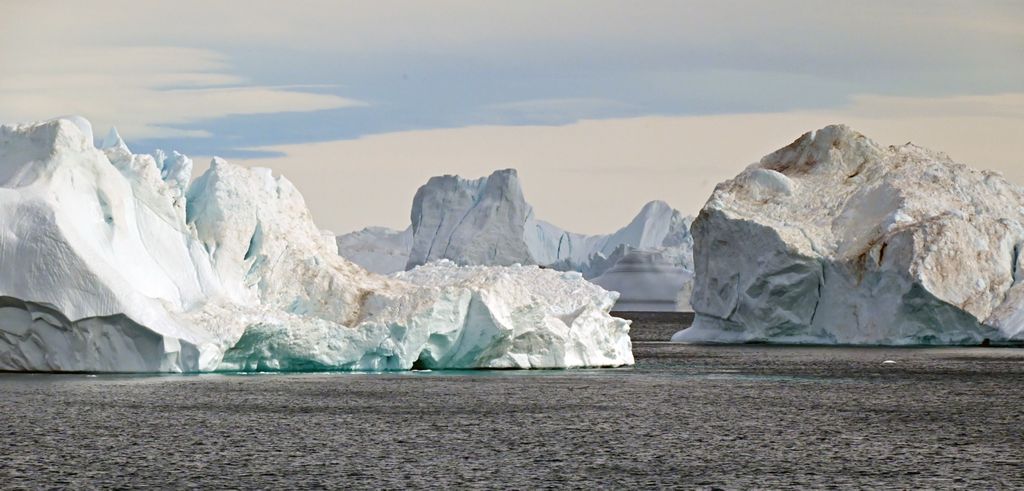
674 125 1024 345
0 117 633 372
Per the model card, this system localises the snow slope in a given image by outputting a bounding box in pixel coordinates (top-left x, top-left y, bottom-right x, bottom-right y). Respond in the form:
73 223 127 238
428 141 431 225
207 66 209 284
674 125 1024 345
0 118 633 372
336 169 695 310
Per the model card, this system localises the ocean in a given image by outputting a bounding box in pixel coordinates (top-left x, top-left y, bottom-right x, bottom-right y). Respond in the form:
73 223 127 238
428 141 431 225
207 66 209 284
1 340 1022 488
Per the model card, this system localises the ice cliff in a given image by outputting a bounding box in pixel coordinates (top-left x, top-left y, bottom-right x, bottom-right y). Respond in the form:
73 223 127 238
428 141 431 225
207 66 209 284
336 169 695 311
674 125 1024 345
0 118 633 372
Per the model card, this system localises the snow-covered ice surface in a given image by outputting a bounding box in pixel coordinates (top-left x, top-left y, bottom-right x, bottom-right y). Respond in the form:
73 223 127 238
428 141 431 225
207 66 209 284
0 118 633 372
674 125 1024 345
336 168 695 310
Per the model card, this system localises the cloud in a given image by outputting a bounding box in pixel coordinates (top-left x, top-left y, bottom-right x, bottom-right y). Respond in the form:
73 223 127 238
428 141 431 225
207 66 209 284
220 92 1024 235
3 1 1023 235
478 98 639 124
845 93 1024 119
7 1 1021 78
9 1 1019 57
3 1 1022 152
0 45 362 139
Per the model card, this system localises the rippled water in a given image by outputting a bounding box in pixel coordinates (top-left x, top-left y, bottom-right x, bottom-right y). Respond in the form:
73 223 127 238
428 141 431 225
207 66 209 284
2 343 1023 488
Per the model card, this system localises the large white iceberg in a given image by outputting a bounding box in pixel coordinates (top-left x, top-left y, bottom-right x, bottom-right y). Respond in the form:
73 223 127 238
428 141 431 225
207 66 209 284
0 117 633 372
337 169 695 311
674 125 1024 345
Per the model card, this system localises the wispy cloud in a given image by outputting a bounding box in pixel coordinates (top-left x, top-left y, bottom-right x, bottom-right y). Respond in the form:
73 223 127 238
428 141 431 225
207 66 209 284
0 44 362 139
479 98 639 124
844 93 1024 120
3 1 1022 151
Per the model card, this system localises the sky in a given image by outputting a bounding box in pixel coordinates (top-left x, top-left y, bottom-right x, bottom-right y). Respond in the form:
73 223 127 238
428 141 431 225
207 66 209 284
2 1 1023 234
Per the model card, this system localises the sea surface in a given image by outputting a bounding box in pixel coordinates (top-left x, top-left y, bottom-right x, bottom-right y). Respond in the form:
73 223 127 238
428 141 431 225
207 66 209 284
1 341 1023 488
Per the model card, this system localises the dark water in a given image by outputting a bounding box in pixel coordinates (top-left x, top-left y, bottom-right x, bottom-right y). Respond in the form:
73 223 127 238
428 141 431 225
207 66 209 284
613 311 694 341
2 344 1023 489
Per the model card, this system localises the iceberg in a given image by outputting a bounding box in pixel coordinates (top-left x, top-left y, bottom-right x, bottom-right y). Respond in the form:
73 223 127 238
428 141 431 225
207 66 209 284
674 125 1024 345
535 200 695 279
336 169 695 311
0 117 633 372
407 170 535 269
592 250 694 312
335 226 412 274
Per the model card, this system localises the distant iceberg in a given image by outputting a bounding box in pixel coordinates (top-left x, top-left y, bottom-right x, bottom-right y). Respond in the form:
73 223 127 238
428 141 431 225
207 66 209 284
337 169 695 311
0 117 633 372
335 226 412 275
592 250 693 312
674 125 1024 345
